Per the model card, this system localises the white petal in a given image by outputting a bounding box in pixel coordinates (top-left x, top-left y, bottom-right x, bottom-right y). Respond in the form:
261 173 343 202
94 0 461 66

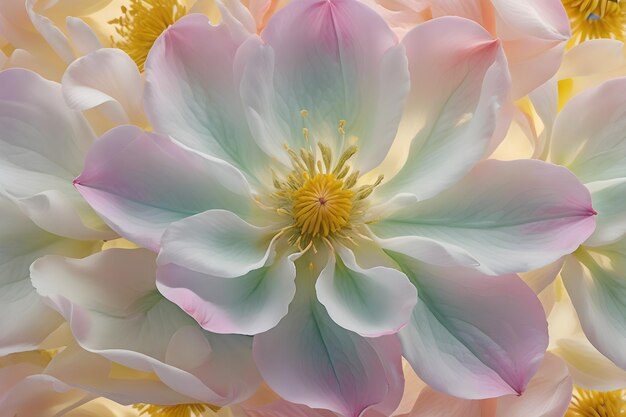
316 242 417 337
31 249 261 405
561 243 626 370
158 209 277 278
62 48 145 126
378 17 510 201
0 196 97 356
372 159 595 275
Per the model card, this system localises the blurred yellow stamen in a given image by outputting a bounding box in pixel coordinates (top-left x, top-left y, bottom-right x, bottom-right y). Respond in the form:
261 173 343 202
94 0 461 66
133 403 220 417
562 0 626 46
565 387 626 417
109 0 187 71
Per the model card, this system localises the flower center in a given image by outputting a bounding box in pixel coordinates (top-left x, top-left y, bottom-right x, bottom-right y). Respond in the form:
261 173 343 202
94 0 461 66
270 118 383 252
565 387 626 417
562 0 626 45
292 172 354 238
109 0 187 71
133 403 220 417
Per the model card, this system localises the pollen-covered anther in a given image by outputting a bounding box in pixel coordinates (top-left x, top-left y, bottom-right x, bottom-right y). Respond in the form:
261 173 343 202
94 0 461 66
109 0 187 71
270 125 383 250
293 173 353 237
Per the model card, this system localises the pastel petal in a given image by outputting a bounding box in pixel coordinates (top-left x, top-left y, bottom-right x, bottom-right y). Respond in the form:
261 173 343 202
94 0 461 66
74 125 255 251
494 353 572 417
0 372 92 417
25 0 74 64
558 39 626 80
0 196 98 356
315 242 417 337
561 243 626 370
156 253 297 335
377 17 510 202
391 253 548 399
409 353 571 417
158 209 277 278
62 48 146 126
144 13 267 179
0 68 110 240
553 338 626 391
585 179 626 246
549 77 626 184
242 0 409 172
254 259 404 417
65 17 102 56
30 249 261 405
491 0 569 98
519 259 564 294
371 159 596 275
547 285 626 391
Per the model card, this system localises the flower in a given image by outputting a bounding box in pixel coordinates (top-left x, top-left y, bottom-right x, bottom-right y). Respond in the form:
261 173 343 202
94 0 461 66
73 0 596 413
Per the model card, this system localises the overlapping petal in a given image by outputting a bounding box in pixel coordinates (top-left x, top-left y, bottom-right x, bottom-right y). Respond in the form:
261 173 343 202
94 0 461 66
391 253 548 399
0 68 111 240
62 48 146 127
241 0 410 172
407 353 572 417
377 17 510 202
254 259 404 417
144 13 267 179
549 77 626 185
74 126 255 251
0 196 98 356
31 249 261 405
316 243 417 337
158 209 277 278
371 160 596 275
561 243 626 370
156 254 297 335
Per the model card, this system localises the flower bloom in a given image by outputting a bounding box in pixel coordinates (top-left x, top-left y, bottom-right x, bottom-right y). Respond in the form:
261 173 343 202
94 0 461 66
71 0 597 413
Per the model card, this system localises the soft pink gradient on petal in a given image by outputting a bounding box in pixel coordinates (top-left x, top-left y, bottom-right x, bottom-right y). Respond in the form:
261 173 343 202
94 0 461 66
372 159 596 275
144 13 267 179
254 0 409 173
315 244 417 337
254 259 404 417
407 353 572 417
30 249 261 405
392 254 548 399
0 68 112 240
74 125 254 251
156 253 297 335
377 16 510 202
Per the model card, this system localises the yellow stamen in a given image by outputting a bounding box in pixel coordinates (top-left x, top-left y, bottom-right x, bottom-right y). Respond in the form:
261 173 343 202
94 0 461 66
293 173 354 237
133 403 220 417
109 0 187 71
269 121 382 250
565 387 626 417
562 0 626 46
